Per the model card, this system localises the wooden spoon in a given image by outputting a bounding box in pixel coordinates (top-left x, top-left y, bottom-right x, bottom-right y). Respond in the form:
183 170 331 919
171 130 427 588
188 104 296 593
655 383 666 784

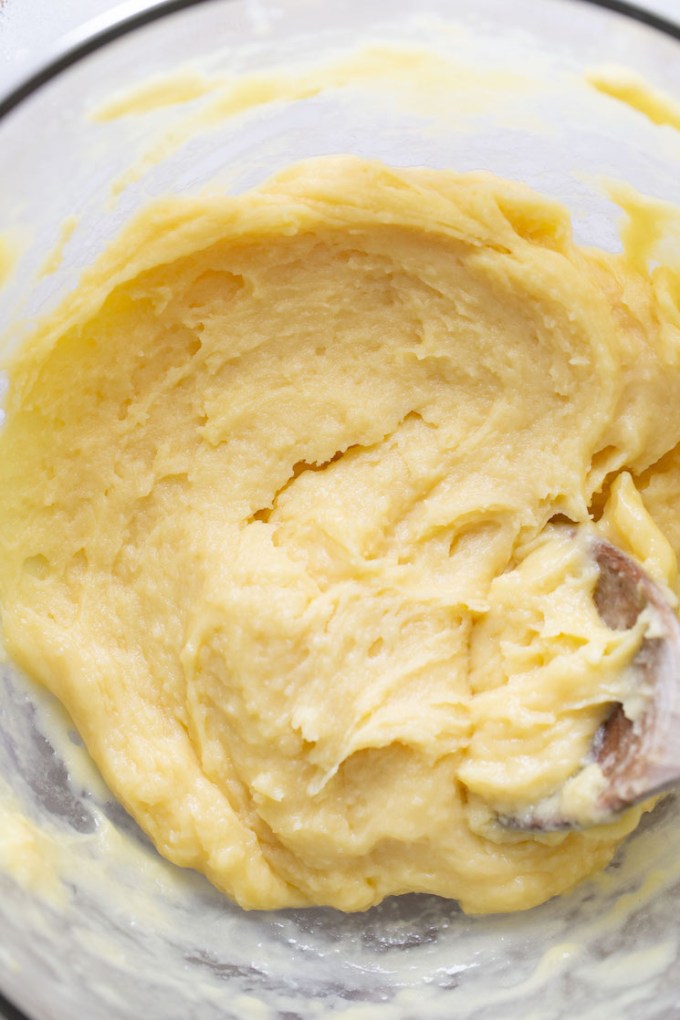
504 537 680 831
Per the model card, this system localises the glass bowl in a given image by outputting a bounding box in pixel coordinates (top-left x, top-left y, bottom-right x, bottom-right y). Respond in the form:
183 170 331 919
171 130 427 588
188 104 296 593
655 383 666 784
1 1 680 1018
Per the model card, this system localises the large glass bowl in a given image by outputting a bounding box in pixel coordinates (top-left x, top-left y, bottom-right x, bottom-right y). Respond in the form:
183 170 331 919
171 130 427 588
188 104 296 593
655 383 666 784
2 1 680 1017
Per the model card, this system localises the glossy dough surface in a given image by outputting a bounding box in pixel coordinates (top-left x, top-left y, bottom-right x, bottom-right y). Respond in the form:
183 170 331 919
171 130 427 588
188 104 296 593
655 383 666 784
1 157 679 913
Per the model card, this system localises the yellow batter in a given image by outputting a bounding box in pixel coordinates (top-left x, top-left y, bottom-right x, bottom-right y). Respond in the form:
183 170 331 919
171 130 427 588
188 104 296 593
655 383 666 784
0 157 679 914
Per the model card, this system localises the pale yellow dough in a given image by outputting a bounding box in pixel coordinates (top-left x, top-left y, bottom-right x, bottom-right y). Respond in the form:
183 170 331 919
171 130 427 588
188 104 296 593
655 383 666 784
1 157 680 914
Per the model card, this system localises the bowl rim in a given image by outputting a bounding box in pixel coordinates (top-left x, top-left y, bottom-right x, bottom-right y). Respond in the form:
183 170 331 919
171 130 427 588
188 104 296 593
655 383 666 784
0 0 679 1018
0 0 679 123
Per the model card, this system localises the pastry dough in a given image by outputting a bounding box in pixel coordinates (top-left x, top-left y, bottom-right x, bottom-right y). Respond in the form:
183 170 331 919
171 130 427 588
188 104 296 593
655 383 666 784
1 157 678 913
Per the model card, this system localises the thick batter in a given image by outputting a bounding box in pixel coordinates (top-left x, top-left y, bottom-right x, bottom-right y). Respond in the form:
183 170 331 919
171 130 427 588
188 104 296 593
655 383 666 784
0 157 679 913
